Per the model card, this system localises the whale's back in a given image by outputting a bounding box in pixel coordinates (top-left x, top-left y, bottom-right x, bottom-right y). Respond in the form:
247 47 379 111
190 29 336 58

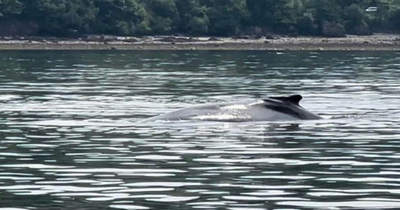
143 95 321 122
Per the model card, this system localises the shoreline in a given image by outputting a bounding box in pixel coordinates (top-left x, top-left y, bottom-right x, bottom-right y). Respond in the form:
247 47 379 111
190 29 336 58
0 34 399 51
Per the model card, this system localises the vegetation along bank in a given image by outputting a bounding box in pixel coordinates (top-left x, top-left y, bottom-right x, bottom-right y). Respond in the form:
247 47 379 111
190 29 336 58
1 0 400 38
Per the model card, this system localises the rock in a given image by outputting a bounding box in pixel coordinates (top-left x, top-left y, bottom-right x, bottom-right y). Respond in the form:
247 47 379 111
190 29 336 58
265 35 275 40
159 36 192 43
102 35 118 42
116 36 140 43
85 35 102 41
208 37 220 41
232 35 250 40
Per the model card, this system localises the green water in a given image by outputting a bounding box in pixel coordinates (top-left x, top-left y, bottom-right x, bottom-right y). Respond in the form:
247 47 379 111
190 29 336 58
1 51 400 209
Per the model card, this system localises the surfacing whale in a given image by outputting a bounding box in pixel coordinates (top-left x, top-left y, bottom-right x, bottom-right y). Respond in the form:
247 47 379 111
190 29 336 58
144 95 321 122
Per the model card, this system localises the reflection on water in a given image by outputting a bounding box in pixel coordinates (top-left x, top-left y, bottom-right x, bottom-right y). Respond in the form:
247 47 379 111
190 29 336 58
1 51 400 209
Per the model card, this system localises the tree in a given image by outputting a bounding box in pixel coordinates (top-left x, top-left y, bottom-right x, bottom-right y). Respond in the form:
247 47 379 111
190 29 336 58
321 21 346 37
366 0 392 31
344 3 370 35
145 0 180 34
203 0 249 36
0 0 23 17
335 0 367 8
273 0 304 34
20 0 98 36
297 12 318 35
2 0 400 37
307 0 342 24
93 0 146 35
246 0 275 28
176 0 209 34
388 0 400 31
303 0 344 36
390 9 400 30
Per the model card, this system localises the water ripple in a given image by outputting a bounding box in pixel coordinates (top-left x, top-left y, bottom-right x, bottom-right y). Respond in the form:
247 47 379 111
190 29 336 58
1 51 400 209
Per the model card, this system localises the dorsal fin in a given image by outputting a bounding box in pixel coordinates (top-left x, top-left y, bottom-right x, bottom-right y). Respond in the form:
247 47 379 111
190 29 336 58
268 95 303 105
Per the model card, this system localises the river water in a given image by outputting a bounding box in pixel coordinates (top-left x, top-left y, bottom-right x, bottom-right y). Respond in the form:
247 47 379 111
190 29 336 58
1 51 400 210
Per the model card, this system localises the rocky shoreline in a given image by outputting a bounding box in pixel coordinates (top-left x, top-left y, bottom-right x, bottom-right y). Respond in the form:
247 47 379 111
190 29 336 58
0 34 399 50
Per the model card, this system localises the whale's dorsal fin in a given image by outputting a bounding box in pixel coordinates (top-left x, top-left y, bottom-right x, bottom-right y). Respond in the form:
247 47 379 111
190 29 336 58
268 95 303 106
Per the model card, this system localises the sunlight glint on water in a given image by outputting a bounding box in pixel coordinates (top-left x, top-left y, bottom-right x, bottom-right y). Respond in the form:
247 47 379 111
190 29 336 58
1 51 400 209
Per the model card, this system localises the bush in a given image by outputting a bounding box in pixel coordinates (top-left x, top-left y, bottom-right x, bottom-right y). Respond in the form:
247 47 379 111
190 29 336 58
390 8 400 31
188 16 209 35
322 21 346 37
297 12 318 35
344 4 371 35
351 20 371 35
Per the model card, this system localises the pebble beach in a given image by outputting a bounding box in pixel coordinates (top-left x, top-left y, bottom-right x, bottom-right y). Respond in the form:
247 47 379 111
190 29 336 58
0 33 399 50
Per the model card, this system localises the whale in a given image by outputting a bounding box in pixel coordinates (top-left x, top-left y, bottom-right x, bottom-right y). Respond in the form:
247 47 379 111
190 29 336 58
144 95 321 122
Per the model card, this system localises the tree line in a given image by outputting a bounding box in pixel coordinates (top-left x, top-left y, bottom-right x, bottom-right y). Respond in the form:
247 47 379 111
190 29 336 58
0 0 400 37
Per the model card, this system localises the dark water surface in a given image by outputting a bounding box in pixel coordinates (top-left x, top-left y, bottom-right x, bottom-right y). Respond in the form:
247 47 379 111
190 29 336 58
1 51 400 210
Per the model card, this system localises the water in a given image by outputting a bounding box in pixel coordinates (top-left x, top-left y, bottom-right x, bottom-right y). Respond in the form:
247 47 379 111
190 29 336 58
1 51 400 210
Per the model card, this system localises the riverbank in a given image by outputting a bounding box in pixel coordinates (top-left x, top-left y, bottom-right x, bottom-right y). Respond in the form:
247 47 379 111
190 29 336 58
0 33 399 50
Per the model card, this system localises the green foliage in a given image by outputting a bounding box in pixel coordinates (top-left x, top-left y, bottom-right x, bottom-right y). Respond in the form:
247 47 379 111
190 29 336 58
308 0 342 25
176 0 209 34
322 21 346 37
145 0 179 34
0 0 23 16
204 0 249 36
19 0 98 36
93 0 145 35
390 8 400 31
298 12 318 35
344 4 370 35
187 16 209 34
1 0 400 37
246 0 275 28
273 0 303 33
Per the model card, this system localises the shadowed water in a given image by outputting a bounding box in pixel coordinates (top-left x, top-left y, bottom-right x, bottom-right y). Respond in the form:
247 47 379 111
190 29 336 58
1 51 400 210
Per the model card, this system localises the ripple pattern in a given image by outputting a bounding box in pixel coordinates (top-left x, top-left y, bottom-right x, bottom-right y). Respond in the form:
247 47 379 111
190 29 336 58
1 51 400 209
